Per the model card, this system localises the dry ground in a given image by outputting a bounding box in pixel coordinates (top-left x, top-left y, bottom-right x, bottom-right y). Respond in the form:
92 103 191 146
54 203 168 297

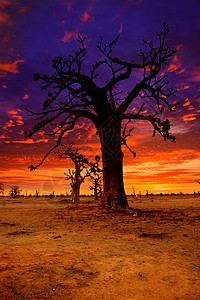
0 195 199 299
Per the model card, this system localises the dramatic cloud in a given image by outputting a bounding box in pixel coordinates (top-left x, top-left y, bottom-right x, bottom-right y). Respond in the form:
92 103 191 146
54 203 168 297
61 31 78 43
0 0 199 194
0 58 24 74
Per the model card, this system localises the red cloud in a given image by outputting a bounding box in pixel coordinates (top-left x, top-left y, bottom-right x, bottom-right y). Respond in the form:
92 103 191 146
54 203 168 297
167 44 184 73
12 138 49 144
80 11 94 23
61 31 78 43
23 94 29 100
0 58 24 74
81 11 89 22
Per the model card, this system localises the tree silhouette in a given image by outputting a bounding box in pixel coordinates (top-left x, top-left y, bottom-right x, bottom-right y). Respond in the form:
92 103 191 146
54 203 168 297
0 182 4 196
35 189 40 198
9 186 22 198
88 156 102 200
25 23 177 209
195 179 200 184
57 142 89 202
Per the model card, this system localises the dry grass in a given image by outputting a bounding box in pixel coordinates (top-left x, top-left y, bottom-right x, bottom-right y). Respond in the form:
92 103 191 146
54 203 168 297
0 195 199 299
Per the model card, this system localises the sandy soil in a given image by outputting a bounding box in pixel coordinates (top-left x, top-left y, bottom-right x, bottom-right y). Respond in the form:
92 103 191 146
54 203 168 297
0 195 199 299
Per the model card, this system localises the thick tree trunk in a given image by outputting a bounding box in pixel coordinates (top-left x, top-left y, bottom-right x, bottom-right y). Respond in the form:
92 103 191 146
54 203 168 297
71 164 81 203
71 182 81 203
94 180 98 201
99 115 129 209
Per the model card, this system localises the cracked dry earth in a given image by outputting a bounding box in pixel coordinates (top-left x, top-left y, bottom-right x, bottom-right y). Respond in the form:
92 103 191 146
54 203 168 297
0 195 200 299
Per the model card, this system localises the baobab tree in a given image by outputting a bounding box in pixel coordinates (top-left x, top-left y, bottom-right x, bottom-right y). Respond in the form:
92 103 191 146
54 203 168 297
57 142 89 202
88 156 102 200
9 186 22 198
35 189 40 198
0 182 4 196
25 23 177 209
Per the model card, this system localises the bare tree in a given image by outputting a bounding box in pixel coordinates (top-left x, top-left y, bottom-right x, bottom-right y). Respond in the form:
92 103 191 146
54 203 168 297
57 142 89 203
35 189 40 198
25 23 177 209
9 186 22 198
88 156 102 200
132 186 136 197
195 179 200 184
0 182 4 196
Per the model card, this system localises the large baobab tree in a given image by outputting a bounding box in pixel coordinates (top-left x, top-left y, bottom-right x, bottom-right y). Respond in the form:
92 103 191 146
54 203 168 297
25 23 177 209
57 142 89 203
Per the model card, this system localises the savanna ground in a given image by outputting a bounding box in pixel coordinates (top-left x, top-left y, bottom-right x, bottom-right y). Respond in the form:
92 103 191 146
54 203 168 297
0 194 199 299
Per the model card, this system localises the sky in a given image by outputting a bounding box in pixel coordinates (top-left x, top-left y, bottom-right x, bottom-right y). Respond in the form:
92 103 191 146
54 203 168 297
0 0 200 196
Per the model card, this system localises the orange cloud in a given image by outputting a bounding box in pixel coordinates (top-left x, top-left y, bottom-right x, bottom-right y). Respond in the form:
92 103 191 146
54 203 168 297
182 114 197 122
177 85 190 91
167 44 183 73
15 116 24 125
0 134 8 139
183 98 191 106
3 110 24 127
8 110 18 115
2 119 15 129
12 138 49 144
0 58 24 74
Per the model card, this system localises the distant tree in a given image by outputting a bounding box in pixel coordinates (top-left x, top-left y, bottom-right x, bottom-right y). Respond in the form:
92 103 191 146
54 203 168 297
195 179 200 184
9 186 22 198
35 189 40 198
25 23 177 209
50 191 55 198
88 156 102 200
0 182 4 196
132 186 136 197
57 142 89 203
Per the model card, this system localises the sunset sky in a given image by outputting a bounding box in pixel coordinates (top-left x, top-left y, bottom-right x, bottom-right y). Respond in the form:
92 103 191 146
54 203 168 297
0 0 200 196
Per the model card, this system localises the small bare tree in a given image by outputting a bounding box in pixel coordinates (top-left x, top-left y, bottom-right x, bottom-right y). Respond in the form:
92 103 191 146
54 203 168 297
0 182 4 196
35 189 40 198
132 186 136 197
88 156 102 200
195 179 200 184
9 186 22 198
57 142 89 203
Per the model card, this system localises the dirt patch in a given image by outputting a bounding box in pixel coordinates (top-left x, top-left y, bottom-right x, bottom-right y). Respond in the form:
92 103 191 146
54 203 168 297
0 195 199 299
